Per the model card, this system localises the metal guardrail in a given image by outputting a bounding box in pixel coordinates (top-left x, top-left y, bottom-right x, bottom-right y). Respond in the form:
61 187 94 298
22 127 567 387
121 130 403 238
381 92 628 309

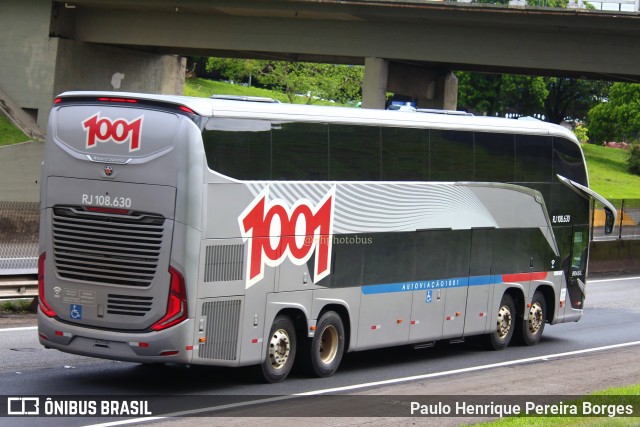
0 275 37 299
592 199 640 241
0 201 39 275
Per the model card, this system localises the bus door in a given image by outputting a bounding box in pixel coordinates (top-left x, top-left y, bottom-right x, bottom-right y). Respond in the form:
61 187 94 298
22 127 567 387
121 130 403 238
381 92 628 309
415 230 472 340
463 228 492 336
357 233 412 350
566 226 589 310
408 230 458 343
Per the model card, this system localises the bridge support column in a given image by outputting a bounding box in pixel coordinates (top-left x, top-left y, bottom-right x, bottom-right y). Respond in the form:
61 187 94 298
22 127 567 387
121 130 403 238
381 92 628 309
53 40 186 100
1 0 187 133
361 59 458 110
362 57 389 109
387 62 458 111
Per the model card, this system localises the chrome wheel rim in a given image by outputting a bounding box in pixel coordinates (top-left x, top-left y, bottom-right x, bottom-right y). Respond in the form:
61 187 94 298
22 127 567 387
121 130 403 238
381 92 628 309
319 325 339 364
268 328 291 370
496 304 512 339
527 302 544 335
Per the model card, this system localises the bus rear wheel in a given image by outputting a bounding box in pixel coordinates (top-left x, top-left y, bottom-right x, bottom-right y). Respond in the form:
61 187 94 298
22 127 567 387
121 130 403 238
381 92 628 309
486 293 515 350
520 291 546 346
261 315 296 383
310 311 345 378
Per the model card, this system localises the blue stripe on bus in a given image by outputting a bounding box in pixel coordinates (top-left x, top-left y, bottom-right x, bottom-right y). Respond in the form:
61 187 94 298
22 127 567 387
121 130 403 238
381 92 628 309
361 274 503 295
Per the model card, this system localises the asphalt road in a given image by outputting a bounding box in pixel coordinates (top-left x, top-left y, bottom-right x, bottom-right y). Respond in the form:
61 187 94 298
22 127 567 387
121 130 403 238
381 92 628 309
1 274 640 426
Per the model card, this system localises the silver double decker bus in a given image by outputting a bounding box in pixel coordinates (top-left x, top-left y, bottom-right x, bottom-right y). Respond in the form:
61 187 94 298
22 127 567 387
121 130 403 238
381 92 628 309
38 92 616 382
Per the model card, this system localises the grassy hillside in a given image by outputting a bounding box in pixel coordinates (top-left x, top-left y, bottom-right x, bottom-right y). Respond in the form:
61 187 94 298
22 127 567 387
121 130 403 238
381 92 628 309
185 78 344 106
0 114 28 146
581 143 640 199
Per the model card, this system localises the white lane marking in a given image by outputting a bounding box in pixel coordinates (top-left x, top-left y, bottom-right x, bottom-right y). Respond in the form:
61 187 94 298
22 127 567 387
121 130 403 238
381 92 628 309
0 326 37 332
84 339 640 427
589 276 640 283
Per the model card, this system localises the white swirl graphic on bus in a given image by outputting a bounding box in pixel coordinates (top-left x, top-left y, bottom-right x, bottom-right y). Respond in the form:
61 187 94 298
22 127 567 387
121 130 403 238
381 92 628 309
239 187 335 288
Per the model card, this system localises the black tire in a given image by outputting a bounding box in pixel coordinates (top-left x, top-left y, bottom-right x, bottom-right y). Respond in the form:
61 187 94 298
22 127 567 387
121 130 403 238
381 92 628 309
310 311 345 378
520 291 546 346
261 315 296 383
485 293 516 351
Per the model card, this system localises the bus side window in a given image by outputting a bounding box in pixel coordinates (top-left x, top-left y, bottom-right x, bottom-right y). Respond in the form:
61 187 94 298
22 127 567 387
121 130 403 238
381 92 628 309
272 122 328 180
203 118 271 179
475 132 515 183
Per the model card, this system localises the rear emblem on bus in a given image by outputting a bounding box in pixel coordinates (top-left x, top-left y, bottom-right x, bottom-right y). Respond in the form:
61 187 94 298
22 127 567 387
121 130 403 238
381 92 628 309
82 113 144 152
104 165 113 176
239 187 335 289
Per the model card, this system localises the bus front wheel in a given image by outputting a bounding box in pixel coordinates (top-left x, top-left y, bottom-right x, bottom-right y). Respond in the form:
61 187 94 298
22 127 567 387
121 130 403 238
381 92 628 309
486 293 515 351
261 315 297 383
310 311 345 378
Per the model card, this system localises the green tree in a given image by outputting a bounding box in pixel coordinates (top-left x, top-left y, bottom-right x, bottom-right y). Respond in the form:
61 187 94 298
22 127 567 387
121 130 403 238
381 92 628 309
527 0 569 7
588 83 640 144
629 145 640 176
205 57 363 104
255 61 318 104
458 72 610 124
574 123 589 144
256 61 363 104
457 72 547 116
543 78 610 124
206 57 262 85
473 0 569 5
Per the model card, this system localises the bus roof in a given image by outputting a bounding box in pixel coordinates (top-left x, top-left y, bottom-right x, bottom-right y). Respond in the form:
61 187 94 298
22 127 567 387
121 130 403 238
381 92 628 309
57 91 578 142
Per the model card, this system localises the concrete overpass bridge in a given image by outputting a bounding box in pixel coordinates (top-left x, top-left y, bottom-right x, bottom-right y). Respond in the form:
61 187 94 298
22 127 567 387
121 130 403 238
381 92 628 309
1 0 640 132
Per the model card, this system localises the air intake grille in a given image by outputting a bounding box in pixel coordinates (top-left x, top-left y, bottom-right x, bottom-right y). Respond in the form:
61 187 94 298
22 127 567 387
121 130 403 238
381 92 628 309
52 206 165 287
107 294 153 316
204 244 244 282
199 299 242 360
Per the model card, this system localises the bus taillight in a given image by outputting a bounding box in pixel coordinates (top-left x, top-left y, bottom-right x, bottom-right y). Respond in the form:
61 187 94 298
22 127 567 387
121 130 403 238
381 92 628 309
178 105 195 114
38 253 57 317
97 97 138 103
151 267 187 331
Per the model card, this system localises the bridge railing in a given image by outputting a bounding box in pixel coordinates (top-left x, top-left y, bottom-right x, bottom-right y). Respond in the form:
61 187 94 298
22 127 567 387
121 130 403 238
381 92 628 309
452 0 638 12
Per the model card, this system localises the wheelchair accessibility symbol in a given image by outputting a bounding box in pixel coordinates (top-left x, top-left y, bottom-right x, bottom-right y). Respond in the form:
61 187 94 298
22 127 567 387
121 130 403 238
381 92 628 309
70 304 82 320
426 290 433 303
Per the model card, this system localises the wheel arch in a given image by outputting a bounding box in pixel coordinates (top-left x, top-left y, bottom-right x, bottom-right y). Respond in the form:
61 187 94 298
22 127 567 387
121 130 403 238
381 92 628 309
504 286 526 318
534 283 555 323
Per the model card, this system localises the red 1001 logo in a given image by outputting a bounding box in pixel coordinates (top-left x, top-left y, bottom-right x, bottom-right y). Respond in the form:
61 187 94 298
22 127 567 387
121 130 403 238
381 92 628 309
239 188 335 288
82 113 144 152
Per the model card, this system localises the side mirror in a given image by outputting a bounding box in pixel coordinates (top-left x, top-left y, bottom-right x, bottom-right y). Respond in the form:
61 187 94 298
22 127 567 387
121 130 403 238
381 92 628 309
604 208 615 235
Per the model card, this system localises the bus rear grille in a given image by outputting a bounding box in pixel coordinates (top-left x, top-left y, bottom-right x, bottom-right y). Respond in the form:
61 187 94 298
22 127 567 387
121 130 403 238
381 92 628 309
199 299 242 361
52 206 165 287
107 294 153 316
204 244 244 282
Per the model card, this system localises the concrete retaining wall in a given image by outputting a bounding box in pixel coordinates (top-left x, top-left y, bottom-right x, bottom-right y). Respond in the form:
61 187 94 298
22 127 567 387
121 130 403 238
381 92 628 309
589 240 640 274
0 141 43 203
